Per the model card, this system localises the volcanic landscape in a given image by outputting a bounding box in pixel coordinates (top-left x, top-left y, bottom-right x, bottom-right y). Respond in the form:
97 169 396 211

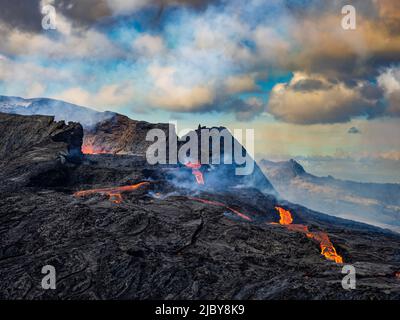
0 109 399 300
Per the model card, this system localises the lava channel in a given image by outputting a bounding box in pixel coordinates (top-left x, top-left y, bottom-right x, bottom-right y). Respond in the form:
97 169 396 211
74 182 150 204
274 206 343 264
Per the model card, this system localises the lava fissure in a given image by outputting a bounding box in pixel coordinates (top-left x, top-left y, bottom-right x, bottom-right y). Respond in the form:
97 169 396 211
74 182 150 203
189 197 252 221
274 206 343 264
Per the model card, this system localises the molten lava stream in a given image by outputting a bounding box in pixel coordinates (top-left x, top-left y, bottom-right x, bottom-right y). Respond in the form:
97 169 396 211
306 232 343 264
189 197 252 221
74 182 149 203
275 206 293 225
273 206 343 264
185 162 205 185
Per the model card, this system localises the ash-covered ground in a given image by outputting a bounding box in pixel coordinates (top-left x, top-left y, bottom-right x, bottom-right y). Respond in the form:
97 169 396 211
0 113 399 299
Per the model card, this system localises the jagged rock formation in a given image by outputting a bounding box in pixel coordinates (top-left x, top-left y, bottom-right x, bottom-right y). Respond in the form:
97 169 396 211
0 113 83 190
260 159 400 232
82 113 173 156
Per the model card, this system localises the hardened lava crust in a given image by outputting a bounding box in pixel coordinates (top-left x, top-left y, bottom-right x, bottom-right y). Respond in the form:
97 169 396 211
0 113 399 300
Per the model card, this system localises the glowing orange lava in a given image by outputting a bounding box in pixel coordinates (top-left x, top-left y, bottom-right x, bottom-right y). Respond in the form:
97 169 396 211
306 232 343 264
81 144 111 155
274 206 343 264
275 207 293 225
185 162 205 184
189 197 252 221
74 182 149 203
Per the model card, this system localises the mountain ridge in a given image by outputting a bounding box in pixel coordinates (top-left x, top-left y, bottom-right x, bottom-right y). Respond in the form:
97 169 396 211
260 159 400 232
0 95 113 128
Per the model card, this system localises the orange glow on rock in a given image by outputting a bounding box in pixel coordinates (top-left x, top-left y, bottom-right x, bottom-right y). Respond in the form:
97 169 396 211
74 182 149 203
81 145 109 155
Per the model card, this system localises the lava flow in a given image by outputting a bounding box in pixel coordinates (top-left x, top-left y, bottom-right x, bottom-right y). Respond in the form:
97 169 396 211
189 197 252 221
274 206 343 264
185 162 205 185
74 182 149 203
275 206 293 225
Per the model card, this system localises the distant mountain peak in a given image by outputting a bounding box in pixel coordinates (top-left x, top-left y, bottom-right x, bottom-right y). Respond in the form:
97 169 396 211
288 159 306 175
260 158 306 178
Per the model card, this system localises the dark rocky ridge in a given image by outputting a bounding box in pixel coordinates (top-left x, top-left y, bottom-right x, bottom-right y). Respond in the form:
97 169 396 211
0 113 399 299
0 112 83 191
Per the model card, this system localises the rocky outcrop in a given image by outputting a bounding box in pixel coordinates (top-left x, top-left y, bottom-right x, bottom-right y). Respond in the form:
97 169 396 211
0 113 83 190
82 113 173 156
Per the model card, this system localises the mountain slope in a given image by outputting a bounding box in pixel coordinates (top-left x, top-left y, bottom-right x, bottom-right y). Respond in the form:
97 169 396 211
260 159 400 232
0 95 112 128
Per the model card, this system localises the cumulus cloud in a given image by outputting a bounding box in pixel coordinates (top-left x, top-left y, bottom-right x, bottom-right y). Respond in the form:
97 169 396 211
25 82 46 98
0 0 43 32
1 0 400 124
54 84 135 111
109 0 218 15
106 0 217 15
224 74 259 94
133 34 166 56
282 0 400 80
0 0 218 31
147 65 215 111
0 15 123 59
267 72 384 124
105 0 149 15
378 67 400 116
0 54 72 98
229 97 265 121
143 63 264 120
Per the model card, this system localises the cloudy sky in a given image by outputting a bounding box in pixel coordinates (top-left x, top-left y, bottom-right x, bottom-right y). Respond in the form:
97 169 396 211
0 0 400 182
